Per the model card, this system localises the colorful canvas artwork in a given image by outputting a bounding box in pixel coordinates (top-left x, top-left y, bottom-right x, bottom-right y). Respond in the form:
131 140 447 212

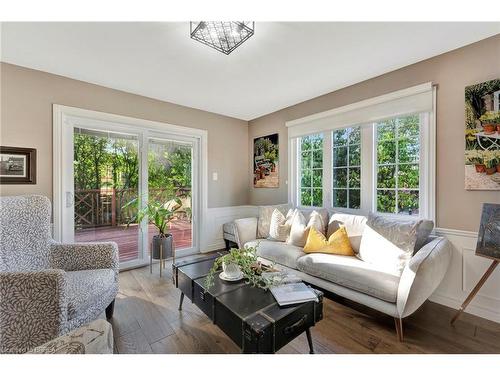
464 79 500 190
253 133 279 188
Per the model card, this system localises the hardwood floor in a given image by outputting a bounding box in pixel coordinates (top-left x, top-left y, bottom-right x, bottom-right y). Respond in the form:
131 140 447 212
106 264 500 354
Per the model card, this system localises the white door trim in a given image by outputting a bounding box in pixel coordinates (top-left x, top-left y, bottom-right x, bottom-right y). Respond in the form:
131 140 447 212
52 104 208 262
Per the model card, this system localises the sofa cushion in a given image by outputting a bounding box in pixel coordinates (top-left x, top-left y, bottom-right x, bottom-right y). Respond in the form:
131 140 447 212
327 213 367 253
297 253 401 303
358 213 420 274
65 269 116 319
245 239 305 270
257 204 290 238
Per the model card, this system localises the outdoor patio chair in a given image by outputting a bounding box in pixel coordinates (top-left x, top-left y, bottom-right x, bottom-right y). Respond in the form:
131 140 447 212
0 195 119 354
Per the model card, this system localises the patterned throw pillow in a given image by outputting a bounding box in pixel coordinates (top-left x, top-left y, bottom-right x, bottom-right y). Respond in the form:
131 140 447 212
358 213 420 274
268 209 293 241
257 204 290 238
287 209 326 247
304 226 354 255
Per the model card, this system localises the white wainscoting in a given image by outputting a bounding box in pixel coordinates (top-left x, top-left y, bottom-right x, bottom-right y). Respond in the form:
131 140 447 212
201 205 258 253
431 227 500 323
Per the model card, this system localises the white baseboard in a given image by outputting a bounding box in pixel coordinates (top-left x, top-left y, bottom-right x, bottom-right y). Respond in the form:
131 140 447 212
204 241 226 252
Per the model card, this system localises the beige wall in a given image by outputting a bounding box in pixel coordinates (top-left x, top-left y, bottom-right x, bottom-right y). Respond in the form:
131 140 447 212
249 34 500 232
2 35 499 230
0 63 249 208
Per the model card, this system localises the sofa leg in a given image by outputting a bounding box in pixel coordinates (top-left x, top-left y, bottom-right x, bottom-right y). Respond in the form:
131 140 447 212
394 317 404 342
105 299 115 320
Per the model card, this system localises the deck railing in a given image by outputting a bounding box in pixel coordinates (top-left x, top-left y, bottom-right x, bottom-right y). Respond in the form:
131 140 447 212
74 188 178 229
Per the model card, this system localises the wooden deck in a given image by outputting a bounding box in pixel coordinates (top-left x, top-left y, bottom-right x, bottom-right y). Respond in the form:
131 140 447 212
75 220 192 262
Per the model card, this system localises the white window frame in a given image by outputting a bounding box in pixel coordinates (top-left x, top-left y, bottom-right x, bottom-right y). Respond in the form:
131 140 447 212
287 83 436 222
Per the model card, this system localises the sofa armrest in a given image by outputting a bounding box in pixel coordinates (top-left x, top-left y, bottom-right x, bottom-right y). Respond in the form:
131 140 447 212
50 241 119 278
397 236 452 318
0 270 68 353
29 319 113 354
234 217 258 248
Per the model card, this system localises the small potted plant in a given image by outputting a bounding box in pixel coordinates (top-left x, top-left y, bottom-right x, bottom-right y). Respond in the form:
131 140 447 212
471 156 486 173
479 111 498 135
205 247 282 290
123 197 182 259
466 150 486 173
484 156 498 175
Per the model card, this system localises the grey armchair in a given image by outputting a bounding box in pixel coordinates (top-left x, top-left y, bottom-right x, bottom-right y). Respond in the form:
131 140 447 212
0 195 119 354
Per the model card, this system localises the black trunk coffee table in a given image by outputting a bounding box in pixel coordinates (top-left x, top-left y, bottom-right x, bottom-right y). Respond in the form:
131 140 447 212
172 253 323 354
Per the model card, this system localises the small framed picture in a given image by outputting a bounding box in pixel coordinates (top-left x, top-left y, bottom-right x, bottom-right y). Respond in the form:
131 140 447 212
0 146 37 184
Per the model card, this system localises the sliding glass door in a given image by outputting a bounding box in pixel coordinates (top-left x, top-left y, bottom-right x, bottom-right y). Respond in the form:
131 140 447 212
58 112 200 269
148 138 194 252
73 128 142 264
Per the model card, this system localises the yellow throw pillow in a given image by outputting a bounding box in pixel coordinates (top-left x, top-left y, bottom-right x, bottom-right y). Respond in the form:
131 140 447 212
303 226 354 256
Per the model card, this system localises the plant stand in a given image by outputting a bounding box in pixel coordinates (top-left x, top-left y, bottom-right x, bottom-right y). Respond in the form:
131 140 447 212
150 238 175 278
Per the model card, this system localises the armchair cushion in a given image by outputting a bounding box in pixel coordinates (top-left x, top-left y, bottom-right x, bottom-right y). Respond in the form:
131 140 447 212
50 242 119 277
0 270 68 353
65 269 116 319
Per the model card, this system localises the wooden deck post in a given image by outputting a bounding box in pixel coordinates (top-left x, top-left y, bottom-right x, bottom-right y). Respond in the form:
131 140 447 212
111 188 116 226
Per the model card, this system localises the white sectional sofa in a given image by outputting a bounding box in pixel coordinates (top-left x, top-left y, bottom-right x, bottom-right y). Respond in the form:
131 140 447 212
230 207 452 341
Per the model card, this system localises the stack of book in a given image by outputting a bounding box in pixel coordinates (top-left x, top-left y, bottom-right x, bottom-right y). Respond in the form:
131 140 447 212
270 282 319 307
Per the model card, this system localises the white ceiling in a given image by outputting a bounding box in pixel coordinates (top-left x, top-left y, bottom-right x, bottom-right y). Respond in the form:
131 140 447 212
1 22 499 120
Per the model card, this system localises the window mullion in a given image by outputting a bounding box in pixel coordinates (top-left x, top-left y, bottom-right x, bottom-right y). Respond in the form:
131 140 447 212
323 131 332 208
361 124 373 214
395 118 399 214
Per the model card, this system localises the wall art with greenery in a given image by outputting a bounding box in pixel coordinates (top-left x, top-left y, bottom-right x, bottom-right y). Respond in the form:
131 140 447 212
253 133 279 188
464 78 500 190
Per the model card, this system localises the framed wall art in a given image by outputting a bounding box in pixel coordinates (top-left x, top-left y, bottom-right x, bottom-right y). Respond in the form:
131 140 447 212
0 146 37 184
464 78 500 190
253 133 279 188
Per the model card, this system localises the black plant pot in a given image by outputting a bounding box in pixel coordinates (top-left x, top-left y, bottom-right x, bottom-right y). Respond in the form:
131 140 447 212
151 234 173 260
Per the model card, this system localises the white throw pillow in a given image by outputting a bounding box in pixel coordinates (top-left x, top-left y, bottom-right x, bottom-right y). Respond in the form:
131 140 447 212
287 209 326 247
358 213 420 275
257 204 290 238
327 213 367 253
268 209 293 242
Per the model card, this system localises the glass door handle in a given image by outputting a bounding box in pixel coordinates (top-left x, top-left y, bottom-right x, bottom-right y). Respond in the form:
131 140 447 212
66 191 74 208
